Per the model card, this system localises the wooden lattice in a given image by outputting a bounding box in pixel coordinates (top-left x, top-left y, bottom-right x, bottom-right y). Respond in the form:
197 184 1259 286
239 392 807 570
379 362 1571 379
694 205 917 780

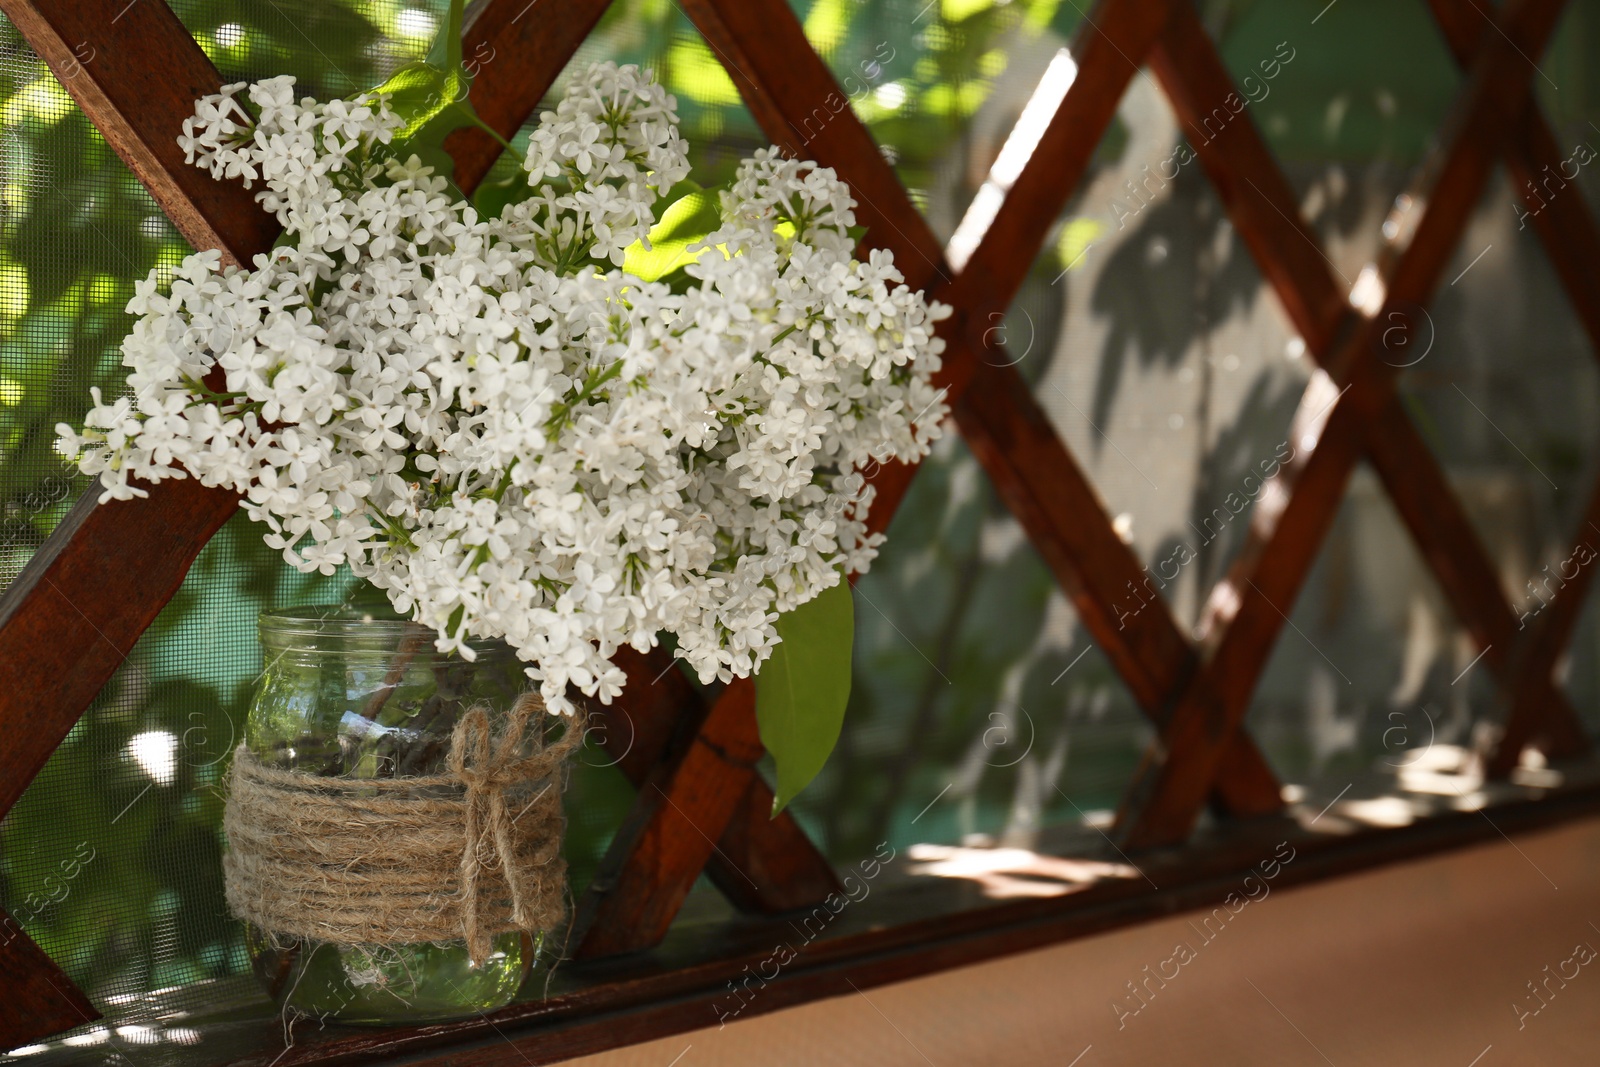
0 0 1592 1049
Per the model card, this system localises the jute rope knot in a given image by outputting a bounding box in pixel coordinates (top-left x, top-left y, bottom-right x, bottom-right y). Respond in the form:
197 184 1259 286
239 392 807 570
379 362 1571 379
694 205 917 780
224 693 583 965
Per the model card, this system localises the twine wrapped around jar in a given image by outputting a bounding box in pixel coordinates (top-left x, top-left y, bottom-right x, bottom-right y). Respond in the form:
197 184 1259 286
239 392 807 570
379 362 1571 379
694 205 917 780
223 693 582 965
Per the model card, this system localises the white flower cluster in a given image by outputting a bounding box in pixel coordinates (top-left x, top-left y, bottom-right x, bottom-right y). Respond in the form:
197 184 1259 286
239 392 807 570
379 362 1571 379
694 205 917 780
58 63 949 714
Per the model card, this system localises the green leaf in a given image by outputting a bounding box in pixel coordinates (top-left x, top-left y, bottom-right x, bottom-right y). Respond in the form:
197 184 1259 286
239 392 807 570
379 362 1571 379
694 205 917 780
371 61 474 182
370 61 460 140
622 183 722 283
655 178 705 206
426 0 466 71
755 578 854 816
405 112 475 188
367 0 494 186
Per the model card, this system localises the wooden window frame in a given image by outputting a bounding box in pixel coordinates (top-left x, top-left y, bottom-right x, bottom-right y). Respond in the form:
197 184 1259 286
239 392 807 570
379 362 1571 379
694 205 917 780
0 0 1595 1058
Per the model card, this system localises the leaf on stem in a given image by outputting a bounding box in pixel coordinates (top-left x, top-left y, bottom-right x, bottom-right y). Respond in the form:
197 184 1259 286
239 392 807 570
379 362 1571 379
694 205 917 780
370 0 502 187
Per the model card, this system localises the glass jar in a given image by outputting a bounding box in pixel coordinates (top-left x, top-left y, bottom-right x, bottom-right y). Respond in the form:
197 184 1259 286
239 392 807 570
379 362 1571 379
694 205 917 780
240 605 539 1024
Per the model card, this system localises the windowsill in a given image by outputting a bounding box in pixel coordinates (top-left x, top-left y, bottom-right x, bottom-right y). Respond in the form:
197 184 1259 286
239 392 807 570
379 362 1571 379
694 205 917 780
15 754 1600 1067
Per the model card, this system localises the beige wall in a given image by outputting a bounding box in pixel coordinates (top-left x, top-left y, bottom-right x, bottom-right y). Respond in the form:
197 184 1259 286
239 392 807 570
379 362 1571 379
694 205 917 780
557 817 1600 1066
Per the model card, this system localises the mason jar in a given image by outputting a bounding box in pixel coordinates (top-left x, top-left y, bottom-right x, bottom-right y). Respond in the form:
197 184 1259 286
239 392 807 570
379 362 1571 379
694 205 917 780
238 605 540 1023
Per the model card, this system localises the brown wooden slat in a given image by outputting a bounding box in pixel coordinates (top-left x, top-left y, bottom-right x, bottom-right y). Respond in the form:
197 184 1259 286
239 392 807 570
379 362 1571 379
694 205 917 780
1485 478 1600 775
574 660 841 957
0 911 99 1050
1149 0 1589 755
1117 0 1573 850
446 0 614 191
1364 403 1581 757
584 646 690 787
1427 0 1600 352
956 368 1204 717
1506 114 1600 355
1146 8 1346 354
592 647 842 913
0 482 238 819
710 774 849 910
24 773 1600 1067
572 675 764 958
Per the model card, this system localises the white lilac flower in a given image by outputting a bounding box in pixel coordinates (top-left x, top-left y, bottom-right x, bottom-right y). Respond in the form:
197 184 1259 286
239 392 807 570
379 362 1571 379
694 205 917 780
57 61 949 715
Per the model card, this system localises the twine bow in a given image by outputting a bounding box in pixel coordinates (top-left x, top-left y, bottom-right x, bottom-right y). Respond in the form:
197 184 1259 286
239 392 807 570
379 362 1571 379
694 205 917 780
449 696 582 962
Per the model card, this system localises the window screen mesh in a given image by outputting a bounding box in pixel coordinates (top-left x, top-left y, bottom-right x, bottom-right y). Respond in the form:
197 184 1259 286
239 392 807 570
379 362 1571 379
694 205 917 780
2 0 1598 1051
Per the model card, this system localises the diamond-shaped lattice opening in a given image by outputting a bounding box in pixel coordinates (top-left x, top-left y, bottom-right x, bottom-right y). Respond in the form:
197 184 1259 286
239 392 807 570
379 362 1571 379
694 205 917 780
172 0 435 92
1397 168 1600 617
778 434 1154 881
991 73 1312 632
460 0 770 195
1246 467 1503 814
801 0 1090 243
1225 0 1460 272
